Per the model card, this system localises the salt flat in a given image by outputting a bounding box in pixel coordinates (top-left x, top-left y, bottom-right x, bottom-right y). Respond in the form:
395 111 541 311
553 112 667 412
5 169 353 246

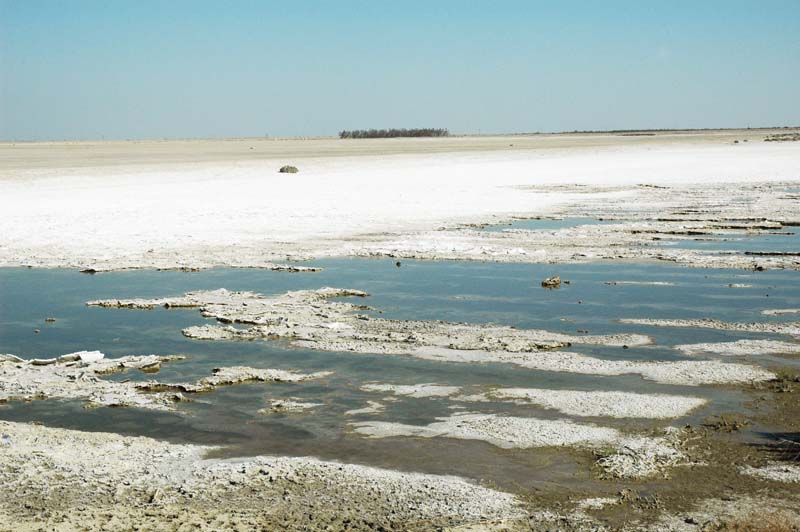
1 131 798 269
2 136 800 530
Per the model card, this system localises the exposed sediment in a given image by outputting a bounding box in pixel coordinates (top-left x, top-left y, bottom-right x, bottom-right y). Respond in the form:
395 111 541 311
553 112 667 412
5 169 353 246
0 351 187 411
762 308 800 316
342 183 800 271
89 287 651 353
457 388 706 419
88 288 774 386
360 383 706 419
0 351 330 411
3 138 799 272
411 347 773 386
352 413 687 479
642 495 800 532
620 318 800 336
139 366 333 394
739 463 800 484
0 420 521 530
675 339 800 357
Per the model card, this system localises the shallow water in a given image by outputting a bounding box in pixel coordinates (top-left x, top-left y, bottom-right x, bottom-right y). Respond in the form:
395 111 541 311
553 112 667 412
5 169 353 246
482 217 618 232
657 228 800 254
1 258 799 492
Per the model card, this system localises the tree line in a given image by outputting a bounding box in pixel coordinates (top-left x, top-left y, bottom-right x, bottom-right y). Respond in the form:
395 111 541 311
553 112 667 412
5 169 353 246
339 128 449 139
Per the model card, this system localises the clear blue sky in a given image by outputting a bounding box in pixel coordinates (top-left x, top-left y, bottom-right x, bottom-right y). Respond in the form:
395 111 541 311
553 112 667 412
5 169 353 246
1 0 798 140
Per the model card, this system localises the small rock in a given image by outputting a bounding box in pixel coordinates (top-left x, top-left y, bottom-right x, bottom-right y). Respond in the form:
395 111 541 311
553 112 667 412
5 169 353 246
279 165 299 174
33 329 40 334
541 275 562 289
45 317 56 323
149 488 163 504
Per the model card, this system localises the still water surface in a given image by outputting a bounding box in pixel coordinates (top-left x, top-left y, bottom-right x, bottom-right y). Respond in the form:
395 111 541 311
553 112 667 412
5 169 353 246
1 258 798 492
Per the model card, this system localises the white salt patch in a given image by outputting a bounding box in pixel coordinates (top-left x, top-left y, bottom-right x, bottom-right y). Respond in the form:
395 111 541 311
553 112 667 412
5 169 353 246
413 347 773 386
762 308 800 316
362 383 461 398
3 139 797 270
740 463 800 483
352 413 619 449
460 388 706 419
676 339 800 357
576 497 618 510
352 413 685 478
345 401 386 416
620 318 800 336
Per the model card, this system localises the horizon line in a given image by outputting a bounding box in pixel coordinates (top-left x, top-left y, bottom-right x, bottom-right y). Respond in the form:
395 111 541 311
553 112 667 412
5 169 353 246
2 124 799 144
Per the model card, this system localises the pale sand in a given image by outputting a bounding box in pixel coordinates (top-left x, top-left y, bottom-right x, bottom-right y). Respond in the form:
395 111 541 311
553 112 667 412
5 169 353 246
1 132 798 269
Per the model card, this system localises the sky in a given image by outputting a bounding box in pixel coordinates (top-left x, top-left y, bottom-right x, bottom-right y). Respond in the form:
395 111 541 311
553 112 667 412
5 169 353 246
1 1 799 140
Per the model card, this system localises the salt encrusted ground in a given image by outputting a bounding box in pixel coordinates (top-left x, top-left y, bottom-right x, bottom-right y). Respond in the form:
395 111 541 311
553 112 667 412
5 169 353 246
739 462 800 483
0 350 331 411
412 347 774 385
0 420 521 530
456 388 706 419
351 413 687 479
620 318 800 336
87 287 774 386
2 134 799 271
675 339 800 357
87 287 651 350
2 134 800 530
762 308 800 316
356 384 705 419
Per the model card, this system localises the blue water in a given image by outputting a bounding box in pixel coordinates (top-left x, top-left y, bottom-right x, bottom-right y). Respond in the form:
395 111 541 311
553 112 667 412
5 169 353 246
657 230 799 254
1 259 798 490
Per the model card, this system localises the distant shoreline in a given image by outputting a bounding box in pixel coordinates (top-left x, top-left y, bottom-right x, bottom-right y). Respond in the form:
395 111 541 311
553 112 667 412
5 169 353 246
2 125 798 145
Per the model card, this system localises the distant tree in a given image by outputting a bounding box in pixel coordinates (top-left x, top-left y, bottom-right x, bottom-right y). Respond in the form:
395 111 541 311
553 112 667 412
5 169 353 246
338 128 449 139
